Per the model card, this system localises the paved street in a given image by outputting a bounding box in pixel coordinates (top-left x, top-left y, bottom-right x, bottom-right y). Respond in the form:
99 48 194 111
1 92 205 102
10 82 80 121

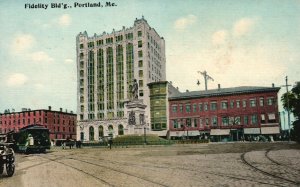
0 142 300 187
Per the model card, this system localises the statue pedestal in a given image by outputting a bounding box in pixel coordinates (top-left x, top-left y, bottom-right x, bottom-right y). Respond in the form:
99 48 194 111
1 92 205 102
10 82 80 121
124 99 148 135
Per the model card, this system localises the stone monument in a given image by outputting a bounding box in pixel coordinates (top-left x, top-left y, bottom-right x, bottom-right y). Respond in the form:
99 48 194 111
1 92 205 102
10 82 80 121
124 79 148 135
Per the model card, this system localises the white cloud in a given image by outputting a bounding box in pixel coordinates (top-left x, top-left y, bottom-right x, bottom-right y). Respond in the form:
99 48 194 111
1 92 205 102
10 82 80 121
30 51 54 63
174 15 197 30
58 14 71 27
6 73 28 87
64 59 73 64
233 18 256 37
34 83 45 90
212 30 228 45
11 34 35 53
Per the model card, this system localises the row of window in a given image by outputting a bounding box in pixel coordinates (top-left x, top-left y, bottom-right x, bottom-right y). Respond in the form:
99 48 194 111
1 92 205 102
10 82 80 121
171 113 276 128
172 97 276 113
0 111 74 118
0 118 75 126
80 31 142 50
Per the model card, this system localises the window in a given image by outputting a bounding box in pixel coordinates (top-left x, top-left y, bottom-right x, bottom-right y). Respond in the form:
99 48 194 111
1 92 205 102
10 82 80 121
139 70 143 77
186 118 191 127
222 117 229 126
133 79 141 89
138 40 142 47
80 43 84 49
205 118 209 126
173 120 178 128
186 104 191 113
250 99 256 107
212 116 218 126
210 102 217 111
116 35 123 42
244 116 249 125
139 90 144 97
251 114 258 125
138 30 142 37
199 103 203 111
242 100 247 108
221 101 228 110
193 104 197 112
236 100 240 108
193 118 198 127
204 103 208 111
172 105 177 113
259 97 264 106
230 101 234 108
267 97 275 105
138 60 143 67
138 50 143 58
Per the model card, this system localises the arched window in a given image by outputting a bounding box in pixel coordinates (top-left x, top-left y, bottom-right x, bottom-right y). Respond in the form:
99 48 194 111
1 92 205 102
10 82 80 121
99 126 104 137
118 124 124 135
89 126 94 141
108 125 113 136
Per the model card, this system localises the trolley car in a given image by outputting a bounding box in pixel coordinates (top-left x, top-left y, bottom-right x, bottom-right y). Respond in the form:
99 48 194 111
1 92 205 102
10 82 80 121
12 124 51 153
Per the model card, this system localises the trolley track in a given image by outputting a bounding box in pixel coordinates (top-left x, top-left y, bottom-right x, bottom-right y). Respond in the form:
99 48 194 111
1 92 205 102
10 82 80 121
37 152 168 187
265 149 300 172
241 151 300 186
72 153 288 186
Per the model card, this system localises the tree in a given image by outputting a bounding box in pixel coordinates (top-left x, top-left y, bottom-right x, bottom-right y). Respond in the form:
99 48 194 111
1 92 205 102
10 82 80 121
281 82 300 142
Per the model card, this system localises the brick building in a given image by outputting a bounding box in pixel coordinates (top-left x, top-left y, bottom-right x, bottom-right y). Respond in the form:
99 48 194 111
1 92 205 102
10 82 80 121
168 85 281 141
0 106 76 140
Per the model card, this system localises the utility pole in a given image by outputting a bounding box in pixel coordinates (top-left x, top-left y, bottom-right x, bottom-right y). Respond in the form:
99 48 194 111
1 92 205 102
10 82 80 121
281 76 291 142
197 71 214 91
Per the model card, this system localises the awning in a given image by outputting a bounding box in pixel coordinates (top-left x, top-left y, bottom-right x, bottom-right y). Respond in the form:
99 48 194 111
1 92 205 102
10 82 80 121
187 131 200 136
244 128 261 134
170 131 200 136
261 126 280 134
210 129 230 136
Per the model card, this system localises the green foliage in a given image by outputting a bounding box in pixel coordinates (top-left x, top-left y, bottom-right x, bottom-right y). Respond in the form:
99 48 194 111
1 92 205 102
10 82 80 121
291 120 300 143
281 82 300 119
281 82 300 142
113 134 172 145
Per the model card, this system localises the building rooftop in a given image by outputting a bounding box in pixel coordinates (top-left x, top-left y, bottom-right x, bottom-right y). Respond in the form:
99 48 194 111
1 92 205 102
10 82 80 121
169 86 280 100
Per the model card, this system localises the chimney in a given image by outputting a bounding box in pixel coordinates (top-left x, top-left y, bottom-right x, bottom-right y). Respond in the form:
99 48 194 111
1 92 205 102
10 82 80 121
48 106 51 111
218 84 221 90
65 109 68 113
186 90 189 92
60 108 62 112
272 83 275 87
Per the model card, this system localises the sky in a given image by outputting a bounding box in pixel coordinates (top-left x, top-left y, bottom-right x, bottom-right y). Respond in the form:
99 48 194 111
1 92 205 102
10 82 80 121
0 0 299 128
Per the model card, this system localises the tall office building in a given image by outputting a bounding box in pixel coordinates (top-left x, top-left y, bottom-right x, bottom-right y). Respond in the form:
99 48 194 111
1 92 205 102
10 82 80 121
76 17 166 141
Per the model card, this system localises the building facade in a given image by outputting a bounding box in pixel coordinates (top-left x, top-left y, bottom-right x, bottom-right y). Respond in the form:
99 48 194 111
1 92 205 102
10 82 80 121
76 17 166 141
168 85 281 141
0 106 76 140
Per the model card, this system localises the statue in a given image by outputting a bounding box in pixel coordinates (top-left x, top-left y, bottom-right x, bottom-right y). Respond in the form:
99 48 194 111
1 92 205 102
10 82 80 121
131 79 138 100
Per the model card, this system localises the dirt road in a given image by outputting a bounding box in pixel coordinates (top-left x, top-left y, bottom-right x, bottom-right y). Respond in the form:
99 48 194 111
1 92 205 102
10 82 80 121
0 142 299 187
